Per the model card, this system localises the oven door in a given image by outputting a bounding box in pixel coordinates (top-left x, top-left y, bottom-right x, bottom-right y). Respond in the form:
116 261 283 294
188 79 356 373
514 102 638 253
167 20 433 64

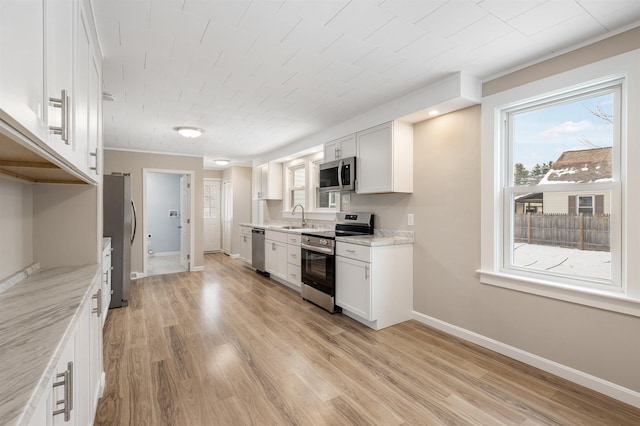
301 246 335 295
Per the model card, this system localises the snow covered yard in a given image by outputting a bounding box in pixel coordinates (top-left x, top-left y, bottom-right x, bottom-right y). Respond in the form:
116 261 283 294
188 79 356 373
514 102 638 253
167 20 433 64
513 243 611 280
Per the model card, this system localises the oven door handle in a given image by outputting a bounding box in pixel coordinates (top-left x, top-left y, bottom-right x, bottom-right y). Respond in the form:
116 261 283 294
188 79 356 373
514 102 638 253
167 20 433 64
301 243 334 255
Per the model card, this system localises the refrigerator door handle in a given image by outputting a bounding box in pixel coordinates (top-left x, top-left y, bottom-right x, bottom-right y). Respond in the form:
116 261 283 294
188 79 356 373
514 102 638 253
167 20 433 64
131 200 137 245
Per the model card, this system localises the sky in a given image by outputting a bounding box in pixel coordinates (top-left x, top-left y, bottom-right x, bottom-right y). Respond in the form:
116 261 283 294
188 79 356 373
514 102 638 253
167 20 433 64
512 92 614 171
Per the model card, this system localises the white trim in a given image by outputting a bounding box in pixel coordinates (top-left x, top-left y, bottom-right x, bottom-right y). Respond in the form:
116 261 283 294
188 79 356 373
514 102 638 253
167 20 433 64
412 311 640 408
105 147 202 158
190 265 204 272
481 49 640 314
149 251 180 257
142 168 196 275
229 254 240 259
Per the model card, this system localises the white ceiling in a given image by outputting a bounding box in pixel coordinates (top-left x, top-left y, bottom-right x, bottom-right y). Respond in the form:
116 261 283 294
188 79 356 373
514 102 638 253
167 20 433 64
93 0 640 168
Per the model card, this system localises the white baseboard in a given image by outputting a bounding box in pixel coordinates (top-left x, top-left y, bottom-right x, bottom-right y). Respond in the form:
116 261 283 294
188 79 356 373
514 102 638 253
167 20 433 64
149 251 179 257
130 271 146 280
190 265 204 272
230 253 240 259
412 311 640 408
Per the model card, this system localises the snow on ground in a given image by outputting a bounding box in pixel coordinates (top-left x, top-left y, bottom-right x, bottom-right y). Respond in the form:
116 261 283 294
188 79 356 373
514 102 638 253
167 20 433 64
513 243 610 280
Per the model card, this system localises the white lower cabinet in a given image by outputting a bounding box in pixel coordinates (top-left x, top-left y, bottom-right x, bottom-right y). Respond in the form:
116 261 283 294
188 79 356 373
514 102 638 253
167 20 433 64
336 242 413 330
27 276 103 426
286 234 301 288
265 230 288 281
102 240 112 323
239 226 252 264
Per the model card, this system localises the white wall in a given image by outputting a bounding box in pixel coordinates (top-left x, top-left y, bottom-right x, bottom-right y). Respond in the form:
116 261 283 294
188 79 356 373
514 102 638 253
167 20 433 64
0 178 33 281
147 172 181 253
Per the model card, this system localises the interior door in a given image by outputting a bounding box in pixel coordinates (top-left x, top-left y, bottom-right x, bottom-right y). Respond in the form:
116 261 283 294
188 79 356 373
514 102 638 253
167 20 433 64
180 174 191 270
203 179 221 252
222 180 232 255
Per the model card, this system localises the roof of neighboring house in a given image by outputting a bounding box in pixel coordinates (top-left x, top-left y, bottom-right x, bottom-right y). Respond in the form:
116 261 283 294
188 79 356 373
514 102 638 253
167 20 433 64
539 147 612 184
515 193 543 203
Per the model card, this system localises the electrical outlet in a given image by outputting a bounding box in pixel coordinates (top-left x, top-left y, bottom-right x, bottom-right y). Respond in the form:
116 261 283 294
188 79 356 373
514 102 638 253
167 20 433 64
408 213 414 226
342 193 351 203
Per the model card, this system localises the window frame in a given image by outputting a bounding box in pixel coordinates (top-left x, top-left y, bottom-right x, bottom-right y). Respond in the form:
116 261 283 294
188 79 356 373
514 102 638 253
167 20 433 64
289 164 306 209
282 152 340 220
480 49 640 317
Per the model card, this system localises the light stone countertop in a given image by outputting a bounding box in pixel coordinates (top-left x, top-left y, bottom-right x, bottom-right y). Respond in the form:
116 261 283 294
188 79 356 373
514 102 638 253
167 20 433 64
336 230 414 247
0 264 100 426
239 223 330 234
103 237 111 250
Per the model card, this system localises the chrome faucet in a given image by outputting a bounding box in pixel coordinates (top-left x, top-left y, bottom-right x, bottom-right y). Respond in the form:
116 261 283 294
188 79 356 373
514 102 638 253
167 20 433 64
292 204 307 228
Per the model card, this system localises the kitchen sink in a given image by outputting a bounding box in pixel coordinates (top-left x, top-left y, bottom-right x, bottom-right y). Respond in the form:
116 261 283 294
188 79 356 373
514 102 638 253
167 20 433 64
272 225 311 230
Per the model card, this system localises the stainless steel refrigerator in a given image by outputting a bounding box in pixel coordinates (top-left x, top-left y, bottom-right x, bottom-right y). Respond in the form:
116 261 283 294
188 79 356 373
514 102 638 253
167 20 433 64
103 173 136 308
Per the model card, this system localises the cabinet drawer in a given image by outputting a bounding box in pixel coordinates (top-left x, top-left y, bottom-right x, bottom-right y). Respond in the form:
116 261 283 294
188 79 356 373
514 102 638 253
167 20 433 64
287 234 301 245
240 226 253 236
287 244 301 266
287 263 302 287
336 242 371 262
265 230 288 243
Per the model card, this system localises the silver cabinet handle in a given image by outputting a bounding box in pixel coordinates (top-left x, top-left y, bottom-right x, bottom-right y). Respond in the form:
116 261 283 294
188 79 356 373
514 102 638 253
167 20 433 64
92 288 102 317
365 265 370 280
345 249 356 253
290 254 297 259
272 243 276 251
89 150 98 174
53 361 73 421
49 89 70 144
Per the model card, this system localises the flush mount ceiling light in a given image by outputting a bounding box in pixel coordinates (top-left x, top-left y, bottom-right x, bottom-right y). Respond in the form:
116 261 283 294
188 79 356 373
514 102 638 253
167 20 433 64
174 126 204 138
428 110 440 116
214 159 230 166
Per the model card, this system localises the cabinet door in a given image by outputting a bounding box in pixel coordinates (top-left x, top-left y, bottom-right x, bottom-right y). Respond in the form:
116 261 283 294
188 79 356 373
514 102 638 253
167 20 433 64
265 240 287 280
102 247 112 324
87 45 101 177
356 122 393 194
0 0 48 143
73 3 91 174
240 233 252 263
52 333 76 425
324 140 339 162
89 282 103 419
336 256 372 320
46 0 74 158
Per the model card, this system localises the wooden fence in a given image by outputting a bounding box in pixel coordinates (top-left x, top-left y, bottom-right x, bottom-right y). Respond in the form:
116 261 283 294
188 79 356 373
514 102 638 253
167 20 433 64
514 213 610 251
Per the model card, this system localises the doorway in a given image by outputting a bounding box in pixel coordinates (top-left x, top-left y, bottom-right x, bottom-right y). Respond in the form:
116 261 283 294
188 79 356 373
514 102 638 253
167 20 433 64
203 178 221 252
143 169 195 277
222 180 232 255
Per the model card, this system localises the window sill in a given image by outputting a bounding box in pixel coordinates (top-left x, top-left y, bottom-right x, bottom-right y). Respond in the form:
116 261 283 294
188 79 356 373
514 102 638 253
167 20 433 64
478 270 640 317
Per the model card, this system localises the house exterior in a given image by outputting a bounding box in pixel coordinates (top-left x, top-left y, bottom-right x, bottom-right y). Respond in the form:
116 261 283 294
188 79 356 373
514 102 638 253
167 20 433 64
540 147 612 215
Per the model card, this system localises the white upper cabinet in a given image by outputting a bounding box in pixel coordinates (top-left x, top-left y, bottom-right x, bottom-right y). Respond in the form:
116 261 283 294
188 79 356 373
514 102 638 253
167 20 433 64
0 0 48 143
0 0 102 184
355 121 413 194
324 133 356 162
253 162 283 200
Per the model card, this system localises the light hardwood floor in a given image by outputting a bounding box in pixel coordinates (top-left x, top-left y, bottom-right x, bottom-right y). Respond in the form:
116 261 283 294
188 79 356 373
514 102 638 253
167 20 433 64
95 253 640 425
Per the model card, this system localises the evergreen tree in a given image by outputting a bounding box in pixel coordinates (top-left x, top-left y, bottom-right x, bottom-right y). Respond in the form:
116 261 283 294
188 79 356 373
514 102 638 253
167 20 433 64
514 163 529 185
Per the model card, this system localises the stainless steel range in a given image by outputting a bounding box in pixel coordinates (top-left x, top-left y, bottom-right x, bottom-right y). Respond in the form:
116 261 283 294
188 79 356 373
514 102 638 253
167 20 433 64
301 212 374 313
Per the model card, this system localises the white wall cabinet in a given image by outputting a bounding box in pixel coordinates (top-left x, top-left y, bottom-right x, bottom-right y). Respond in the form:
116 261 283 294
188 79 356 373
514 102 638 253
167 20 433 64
0 0 102 184
324 133 356 162
0 0 47 145
265 230 288 281
253 162 283 200
336 241 413 330
239 226 253 264
355 121 413 194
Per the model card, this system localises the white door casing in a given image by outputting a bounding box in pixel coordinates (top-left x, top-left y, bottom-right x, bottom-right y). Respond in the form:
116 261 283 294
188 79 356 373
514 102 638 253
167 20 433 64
203 178 221 252
222 180 232 255
180 174 191 270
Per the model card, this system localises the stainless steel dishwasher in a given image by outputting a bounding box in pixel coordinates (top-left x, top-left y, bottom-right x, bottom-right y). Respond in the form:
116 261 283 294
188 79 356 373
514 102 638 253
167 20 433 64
251 228 269 276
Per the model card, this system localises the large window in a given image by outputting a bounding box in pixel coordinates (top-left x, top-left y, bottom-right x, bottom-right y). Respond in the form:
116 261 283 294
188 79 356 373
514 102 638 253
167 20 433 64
480 50 640 316
504 83 619 286
289 165 305 209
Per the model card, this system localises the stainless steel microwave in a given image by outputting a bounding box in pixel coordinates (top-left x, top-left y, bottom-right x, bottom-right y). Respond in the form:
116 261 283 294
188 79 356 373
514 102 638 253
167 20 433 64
319 156 356 192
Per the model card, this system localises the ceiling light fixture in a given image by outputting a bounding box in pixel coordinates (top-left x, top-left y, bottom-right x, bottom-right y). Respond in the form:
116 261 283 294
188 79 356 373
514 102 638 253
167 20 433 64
174 126 204 138
214 159 230 166
428 110 440 116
